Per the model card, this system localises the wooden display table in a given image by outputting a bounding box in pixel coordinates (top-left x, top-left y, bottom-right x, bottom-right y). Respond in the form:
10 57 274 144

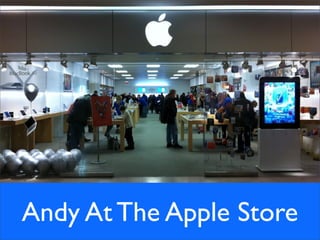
179 114 207 152
0 112 67 151
179 114 230 152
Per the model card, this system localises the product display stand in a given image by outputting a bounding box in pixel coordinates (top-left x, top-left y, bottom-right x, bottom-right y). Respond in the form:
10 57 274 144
257 128 302 172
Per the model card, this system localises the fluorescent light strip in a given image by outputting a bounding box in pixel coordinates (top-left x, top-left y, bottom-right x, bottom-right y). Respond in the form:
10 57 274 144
170 77 179 79
147 64 160 68
178 70 190 73
108 64 123 68
1 5 319 11
184 64 199 68
116 70 128 73
147 70 158 73
148 74 157 77
121 74 131 77
173 74 183 77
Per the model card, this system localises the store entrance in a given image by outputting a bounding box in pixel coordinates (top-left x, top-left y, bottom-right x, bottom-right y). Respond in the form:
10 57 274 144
58 60 261 178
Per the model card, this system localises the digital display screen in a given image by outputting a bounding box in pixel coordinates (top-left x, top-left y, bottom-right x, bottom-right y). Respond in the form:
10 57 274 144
263 82 296 124
259 77 300 129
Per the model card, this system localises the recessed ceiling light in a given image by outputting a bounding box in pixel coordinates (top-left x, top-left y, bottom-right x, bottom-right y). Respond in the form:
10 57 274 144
126 77 134 79
178 70 190 73
122 74 131 77
108 64 123 68
147 70 158 73
173 74 183 77
116 70 128 73
147 64 160 68
148 77 156 80
170 77 179 79
184 64 199 68
148 74 157 77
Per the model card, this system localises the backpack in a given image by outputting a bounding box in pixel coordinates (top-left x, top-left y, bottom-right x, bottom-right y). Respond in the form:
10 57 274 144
108 136 120 151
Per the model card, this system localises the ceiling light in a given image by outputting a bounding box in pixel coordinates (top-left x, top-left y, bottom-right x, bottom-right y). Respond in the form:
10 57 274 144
125 77 134 80
148 77 156 80
148 74 157 77
146 64 160 68
170 77 179 79
121 74 131 77
178 70 190 73
173 74 183 77
184 64 199 68
61 60 68 68
147 70 158 73
43 62 49 72
108 64 123 68
116 70 128 73
1 62 7 72
83 63 89 72
292 65 297 73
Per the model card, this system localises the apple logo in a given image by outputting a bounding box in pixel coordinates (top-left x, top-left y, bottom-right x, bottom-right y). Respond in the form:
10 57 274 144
145 13 173 47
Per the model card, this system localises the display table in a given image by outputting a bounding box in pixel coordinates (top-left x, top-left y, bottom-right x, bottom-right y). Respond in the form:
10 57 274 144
179 114 207 152
0 112 67 151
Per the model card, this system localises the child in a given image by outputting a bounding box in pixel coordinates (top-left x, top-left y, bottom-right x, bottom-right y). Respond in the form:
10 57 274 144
120 105 135 150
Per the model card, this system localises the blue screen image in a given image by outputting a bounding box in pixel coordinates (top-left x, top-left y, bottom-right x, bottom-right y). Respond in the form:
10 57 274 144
263 82 296 124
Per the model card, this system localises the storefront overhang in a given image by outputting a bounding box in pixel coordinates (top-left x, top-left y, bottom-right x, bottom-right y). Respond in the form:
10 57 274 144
0 0 319 7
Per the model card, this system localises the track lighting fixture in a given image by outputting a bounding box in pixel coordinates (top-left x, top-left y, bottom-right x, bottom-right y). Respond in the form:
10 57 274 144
291 65 297 73
256 59 264 66
222 61 229 70
279 60 286 68
1 62 7 72
43 62 49 72
61 59 68 68
90 57 97 67
242 60 249 69
83 63 89 72
300 60 308 67
25 58 32 66
291 61 297 73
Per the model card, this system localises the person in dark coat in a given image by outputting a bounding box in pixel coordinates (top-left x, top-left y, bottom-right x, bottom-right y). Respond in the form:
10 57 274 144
66 95 92 150
163 89 183 149
233 91 255 153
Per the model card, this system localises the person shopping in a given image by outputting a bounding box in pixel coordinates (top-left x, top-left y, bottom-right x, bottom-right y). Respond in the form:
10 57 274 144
163 89 183 149
120 105 135 150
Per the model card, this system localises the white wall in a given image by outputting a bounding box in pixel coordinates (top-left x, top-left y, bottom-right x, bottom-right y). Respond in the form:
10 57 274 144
0 62 89 116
